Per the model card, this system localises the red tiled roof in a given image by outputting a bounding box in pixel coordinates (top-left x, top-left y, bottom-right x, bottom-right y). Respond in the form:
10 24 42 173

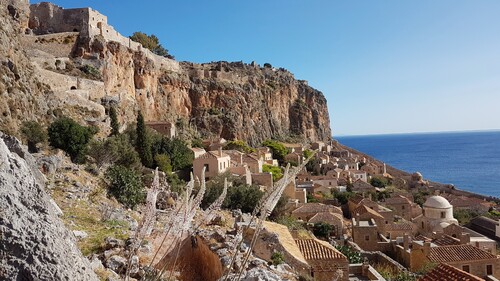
196 151 229 159
308 212 344 225
427 245 497 263
419 263 485 281
292 203 342 215
432 235 461 246
295 239 346 260
385 222 414 231
353 204 384 219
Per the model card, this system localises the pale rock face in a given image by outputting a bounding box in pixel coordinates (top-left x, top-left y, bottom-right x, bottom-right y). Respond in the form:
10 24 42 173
0 133 98 280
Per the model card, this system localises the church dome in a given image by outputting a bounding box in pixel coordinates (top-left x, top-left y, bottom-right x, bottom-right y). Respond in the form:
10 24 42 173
423 196 452 209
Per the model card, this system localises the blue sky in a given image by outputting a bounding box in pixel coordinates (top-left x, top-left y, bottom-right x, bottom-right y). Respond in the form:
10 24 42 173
37 1 500 136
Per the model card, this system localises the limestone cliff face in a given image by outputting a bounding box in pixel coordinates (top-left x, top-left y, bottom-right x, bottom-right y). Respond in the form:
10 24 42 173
87 39 332 146
1 0 332 146
0 0 49 134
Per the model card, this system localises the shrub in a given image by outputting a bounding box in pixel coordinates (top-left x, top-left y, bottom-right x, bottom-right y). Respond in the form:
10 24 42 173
270 252 284 266
224 140 255 153
130 32 174 59
263 164 283 181
335 245 362 263
154 154 172 173
275 215 305 231
224 184 263 213
151 137 193 171
48 117 96 163
87 135 140 169
20 121 47 153
262 140 288 163
313 222 332 239
109 106 119 136
370 176 388 188
136 111 153 167
105 165 145 209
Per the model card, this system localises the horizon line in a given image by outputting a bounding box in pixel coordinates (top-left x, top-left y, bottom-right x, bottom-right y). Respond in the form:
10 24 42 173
334 128 500 138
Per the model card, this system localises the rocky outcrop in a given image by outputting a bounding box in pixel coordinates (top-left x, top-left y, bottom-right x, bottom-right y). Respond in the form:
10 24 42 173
0 132 98 280
82 37 332 145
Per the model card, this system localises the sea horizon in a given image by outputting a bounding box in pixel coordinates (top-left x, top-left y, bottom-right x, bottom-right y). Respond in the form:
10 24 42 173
337 130 500 198
335 128 500 138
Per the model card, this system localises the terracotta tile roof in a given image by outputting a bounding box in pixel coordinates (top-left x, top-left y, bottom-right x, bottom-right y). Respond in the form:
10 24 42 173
427 245 497 263
419 263 485 281
295 239 346 260
349 195 365 205
385 195 413 205
292 203 342 215
353 204 384 219
385 221 414 231
196 150 229 159
308 212 344 225
432 235 461 246
414 234 432 242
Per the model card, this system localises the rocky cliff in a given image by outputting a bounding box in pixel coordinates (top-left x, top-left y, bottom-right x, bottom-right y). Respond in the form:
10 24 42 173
0 132 98 280
0 1 332 146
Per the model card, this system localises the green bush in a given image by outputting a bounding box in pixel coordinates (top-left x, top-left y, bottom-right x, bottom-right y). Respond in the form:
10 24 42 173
262 140 288 163
48 117 96 163
109 106 119 136
154 153 172 173
335 245 362 263
136 111 153 167
270 252 284 266
224 140 255 153
313 222 332 239
87 134 140 169
201 177 263 213
105 165 145 209
20 121 47 153
275 215 305 231
263 164 283 181
370 176 388 188
151 137 193 171
130 32 174 59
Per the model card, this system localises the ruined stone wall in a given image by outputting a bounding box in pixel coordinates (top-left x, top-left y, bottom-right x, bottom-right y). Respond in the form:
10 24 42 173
29 2 89 34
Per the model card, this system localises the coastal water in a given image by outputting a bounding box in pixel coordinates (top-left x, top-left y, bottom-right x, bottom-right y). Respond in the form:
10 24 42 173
336 131 500 197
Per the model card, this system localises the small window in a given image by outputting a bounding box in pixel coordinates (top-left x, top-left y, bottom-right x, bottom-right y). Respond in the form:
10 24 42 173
402 206 405 210
204 164 209 172
463 265 470 273
441 212 446 218
365 235 370 241
487 265 493 275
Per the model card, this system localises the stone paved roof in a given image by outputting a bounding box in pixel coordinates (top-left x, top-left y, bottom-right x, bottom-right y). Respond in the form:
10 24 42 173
427 245 497 262
419 263 485 281
295 239 346 260
385 195 413 205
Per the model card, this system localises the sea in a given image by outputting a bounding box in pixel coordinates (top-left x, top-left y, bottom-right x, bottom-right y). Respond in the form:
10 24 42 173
336 130 500 198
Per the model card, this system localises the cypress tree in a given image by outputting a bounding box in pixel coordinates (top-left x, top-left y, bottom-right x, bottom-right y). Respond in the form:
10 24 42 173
136 111 153 167
109 106 119 136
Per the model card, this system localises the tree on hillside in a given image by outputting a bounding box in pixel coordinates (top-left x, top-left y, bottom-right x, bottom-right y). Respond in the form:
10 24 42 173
224 140 255 153
20 121 47 153
262 139 288 163
109 106 119 136
48 117 96 163
136 111 153 167
130 32 174 59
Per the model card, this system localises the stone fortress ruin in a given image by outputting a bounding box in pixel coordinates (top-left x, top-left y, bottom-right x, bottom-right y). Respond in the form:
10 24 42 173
28 2 179 71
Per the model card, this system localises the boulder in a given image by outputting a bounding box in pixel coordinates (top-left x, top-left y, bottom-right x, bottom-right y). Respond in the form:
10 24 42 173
106 255 127 274
73 230 89 240
0 133 98 280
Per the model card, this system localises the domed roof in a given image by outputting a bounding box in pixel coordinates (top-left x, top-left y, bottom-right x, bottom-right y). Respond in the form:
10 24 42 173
423 196 452 209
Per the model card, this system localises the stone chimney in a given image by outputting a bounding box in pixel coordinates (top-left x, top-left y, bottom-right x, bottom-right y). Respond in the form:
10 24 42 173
356 213 360 226
403 234 409 251
423 241 431 256
460 232 470 244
